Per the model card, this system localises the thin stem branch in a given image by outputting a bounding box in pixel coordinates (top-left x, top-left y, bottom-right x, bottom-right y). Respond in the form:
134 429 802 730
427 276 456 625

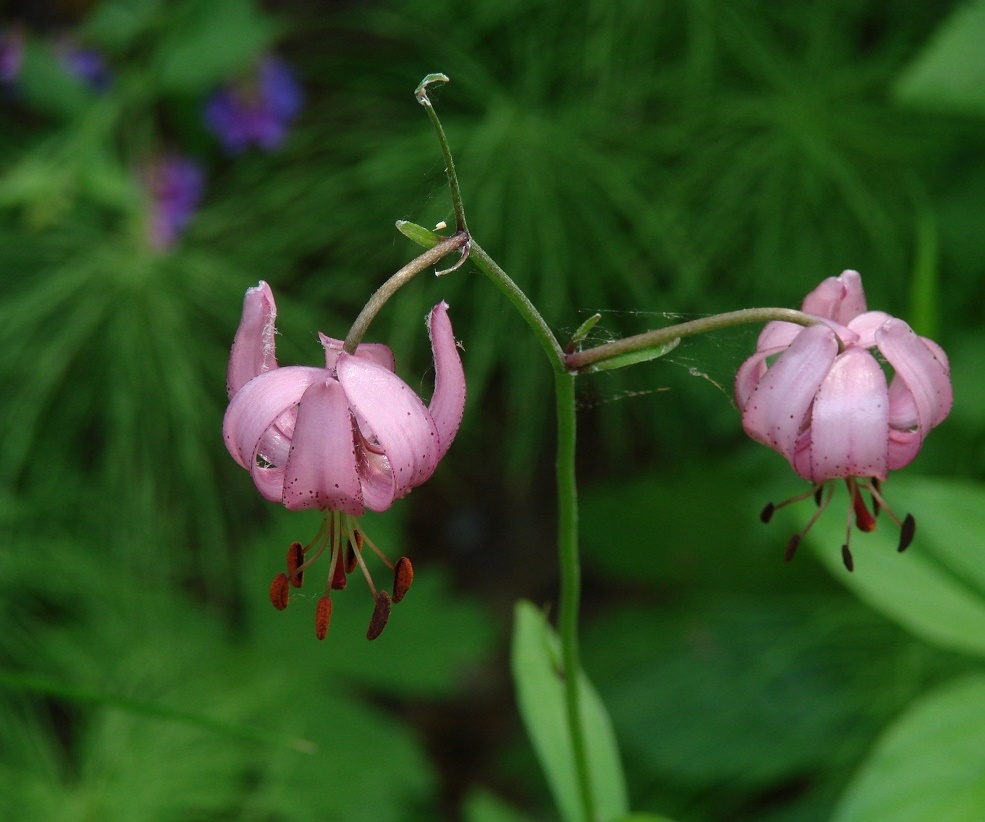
565 307 825 372
342 233 468 353
467 241 567 371
416 74 469 233
555 370 596 822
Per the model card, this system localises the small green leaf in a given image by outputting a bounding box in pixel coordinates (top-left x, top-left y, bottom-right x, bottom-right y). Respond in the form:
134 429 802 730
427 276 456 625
834 675 985 821
587 338 681 373
803 476 985 658
511 600 628 822
894 0 985 116
396 220 443 249
567 314 602 351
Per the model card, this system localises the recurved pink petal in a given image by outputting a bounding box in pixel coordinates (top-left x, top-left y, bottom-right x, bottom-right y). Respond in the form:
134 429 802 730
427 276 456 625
887 428 923 470
319 334 395 373
806 348 889 481
227 281 278 396
801 269 867 324
757 321 803 352
337 353 439 508
426 302 466 460
222 365 324 469
281 379 364 514
887 377 919 430
846 310 892 349
877 318 953 431
741 323 839 462
735 346 784 410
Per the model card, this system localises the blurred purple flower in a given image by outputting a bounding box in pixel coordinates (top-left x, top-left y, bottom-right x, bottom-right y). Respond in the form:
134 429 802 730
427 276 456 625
0 29 25 84
204 56 303 154
142 154 205 252
56 39 112 91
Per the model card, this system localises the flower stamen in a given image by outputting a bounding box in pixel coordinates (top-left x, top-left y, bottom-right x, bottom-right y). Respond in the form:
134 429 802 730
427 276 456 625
367 591 392 640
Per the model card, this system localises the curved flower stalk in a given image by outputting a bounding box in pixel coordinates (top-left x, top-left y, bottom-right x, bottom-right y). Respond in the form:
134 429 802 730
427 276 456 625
736 270 952 569
224 281 465 638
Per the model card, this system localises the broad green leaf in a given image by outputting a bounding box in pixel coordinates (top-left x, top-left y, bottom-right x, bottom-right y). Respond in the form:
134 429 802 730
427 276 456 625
463 788 536 822
511 600 628 822
894 0 985 116
803 476 985 658
583 596 931 790
834 675 985 822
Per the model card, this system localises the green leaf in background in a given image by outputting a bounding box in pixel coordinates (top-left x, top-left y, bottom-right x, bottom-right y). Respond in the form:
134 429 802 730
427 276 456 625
15 40 99 120
834 675 985 822
83 0 163 51
611 815 678 822
511 600 628 822
153 0 277 93
894 0 985 116
463 788 537 822
801 476 985 658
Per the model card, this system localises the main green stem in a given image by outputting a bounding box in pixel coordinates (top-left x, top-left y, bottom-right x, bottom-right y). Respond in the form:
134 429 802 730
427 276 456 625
407 75 825 822
555 369 596 822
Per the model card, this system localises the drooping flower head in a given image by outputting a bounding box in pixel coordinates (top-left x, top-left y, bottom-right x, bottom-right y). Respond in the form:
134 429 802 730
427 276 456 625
141 154 205 252
224 282 465 638
736 270 952 569
204 56 303 154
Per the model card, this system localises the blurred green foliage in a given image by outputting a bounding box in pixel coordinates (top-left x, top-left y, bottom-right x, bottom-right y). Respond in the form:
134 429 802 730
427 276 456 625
2 0 985 819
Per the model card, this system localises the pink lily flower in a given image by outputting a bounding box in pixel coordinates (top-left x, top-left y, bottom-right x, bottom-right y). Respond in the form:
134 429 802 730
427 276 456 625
735 270 952 569
224 281 465 638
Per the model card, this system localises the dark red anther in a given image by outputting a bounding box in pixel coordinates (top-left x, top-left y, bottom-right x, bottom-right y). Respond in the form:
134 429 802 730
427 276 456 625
392 557 414 603
852 487 877 532
314 595 333 640
331 554 348 590
841 544 855 572
813 486 824 506
760 502 775 524
286 541 305 588
784 534 800 563
898 514 916 552
367 591 392 641
344 540 359 575
269 572 290 610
